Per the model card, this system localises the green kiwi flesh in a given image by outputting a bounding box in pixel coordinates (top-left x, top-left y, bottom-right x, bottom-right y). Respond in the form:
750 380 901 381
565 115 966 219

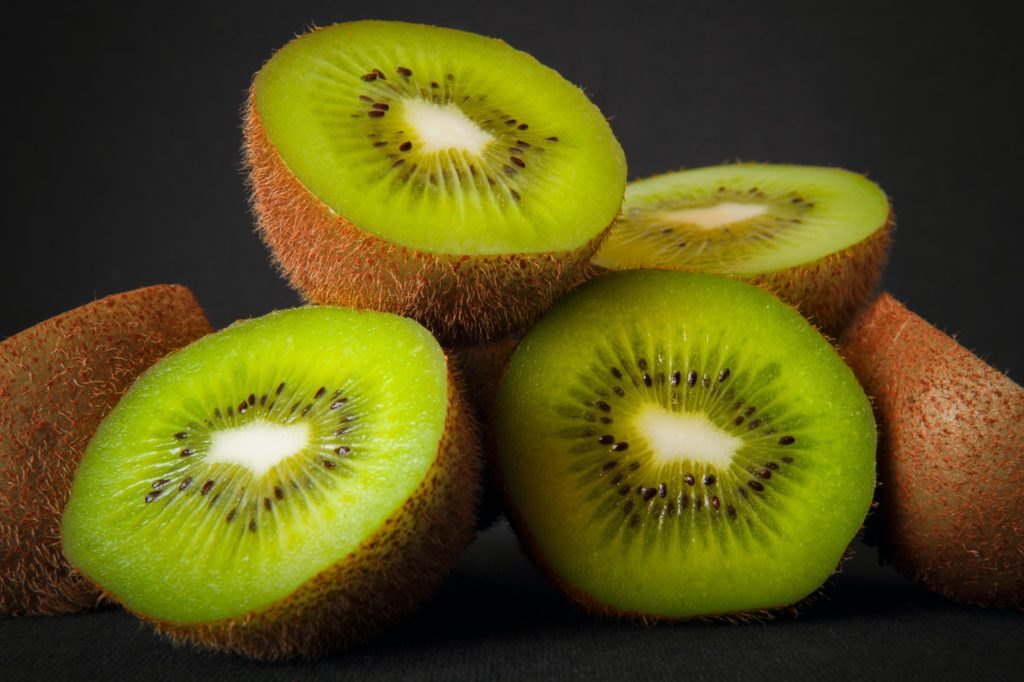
61 307 479 658
253 21 624 256
495 271 876 618
591 164 892 335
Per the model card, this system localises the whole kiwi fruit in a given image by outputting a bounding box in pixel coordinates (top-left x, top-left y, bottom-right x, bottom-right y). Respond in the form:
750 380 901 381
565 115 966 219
841 293 1023 609
0 285 211 616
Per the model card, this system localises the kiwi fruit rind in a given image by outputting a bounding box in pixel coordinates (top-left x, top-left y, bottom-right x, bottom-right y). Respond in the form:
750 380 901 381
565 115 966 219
841 293 1023 609
495 270 877 618
245 20 627 346
0 285 211 617
61 306 480 659
591 164 893 337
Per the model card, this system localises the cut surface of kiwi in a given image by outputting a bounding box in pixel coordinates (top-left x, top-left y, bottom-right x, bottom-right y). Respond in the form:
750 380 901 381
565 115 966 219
0 285 211 617
591 164 892 335
246 20 626 344
841 293 1023 610
61 307 479 658
495 271 876 618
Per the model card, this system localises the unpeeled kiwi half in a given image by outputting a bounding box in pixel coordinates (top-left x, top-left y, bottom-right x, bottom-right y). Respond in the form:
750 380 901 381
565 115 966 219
495 270 876 618
841 293 1023 609
0 285 211 617
591 164 892 336
245 20 626 346
61 307 480 658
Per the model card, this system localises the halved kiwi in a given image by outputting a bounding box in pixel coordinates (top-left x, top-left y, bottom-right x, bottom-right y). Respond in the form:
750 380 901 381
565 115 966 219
495 270 876 618
61 307 480 658
591 164 892 336
841 293 1023 609
245 20 626 345
0 285 211 617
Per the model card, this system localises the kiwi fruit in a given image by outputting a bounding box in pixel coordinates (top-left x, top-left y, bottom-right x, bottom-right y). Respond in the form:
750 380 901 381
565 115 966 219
0 285 211 617
61 306 480 659
591 164 893 337
244 20 626 346
494 270 876 618
841 293 1023 609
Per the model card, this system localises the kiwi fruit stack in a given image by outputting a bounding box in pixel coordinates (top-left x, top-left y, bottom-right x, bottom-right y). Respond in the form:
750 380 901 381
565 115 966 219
591 164 893 337
494 270 877 617
245 20 626 346
0 285 211 617
841 294 1023 609
60 306 480 658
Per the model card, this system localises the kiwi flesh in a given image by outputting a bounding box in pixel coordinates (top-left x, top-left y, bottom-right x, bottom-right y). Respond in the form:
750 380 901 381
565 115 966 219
841 293 1023 609
61 306 480 658
494 270 876 618
245 20 626 346
0 285 211 616
591 164 892 337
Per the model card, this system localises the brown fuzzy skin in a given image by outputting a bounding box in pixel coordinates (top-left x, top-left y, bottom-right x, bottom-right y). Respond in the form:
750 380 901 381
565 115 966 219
841 293 1024 609
753 215 892 338
0 286 212 617
451 334 522 529
243 93 614 347
121 363 481 660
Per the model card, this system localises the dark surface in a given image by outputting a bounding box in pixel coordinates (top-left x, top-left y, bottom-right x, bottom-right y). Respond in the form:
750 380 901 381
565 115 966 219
2 1 1022 678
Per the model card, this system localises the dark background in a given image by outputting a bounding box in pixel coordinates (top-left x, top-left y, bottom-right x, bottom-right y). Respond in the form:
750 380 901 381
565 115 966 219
3 1 1022 678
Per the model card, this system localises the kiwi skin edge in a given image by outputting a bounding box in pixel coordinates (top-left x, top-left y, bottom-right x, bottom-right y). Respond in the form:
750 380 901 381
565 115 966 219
244 93 616 348
93 362 482 660
0 285 212 617
841 293 1023 610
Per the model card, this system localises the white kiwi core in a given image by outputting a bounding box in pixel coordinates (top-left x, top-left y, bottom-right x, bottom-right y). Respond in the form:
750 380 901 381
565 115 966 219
657 202 768 230
207 420 310 477
402 98 493 154
635 405 742 467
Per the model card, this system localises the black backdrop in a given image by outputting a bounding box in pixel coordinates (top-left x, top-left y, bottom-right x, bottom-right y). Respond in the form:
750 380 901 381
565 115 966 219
3 1 1022 679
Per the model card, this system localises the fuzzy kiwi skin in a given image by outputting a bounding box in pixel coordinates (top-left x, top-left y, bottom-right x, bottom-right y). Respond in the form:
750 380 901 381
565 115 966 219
0 285 212 617
90 362 481 660
244 94 616 348
753 213 892 338
451 334 523 529
841 293 1023 609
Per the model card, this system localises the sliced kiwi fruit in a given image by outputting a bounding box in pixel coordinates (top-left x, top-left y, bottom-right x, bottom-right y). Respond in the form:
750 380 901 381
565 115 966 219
591 164 892 336
0 285 211 617
61 307 480 658
841 293 1023 609
494 270 876 618
245 20 626 346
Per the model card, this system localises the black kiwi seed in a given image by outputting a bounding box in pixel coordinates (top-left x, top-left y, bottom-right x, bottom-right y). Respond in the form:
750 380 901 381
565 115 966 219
658 483 667 497
623 499 635 515
274 486 284 500
226 509 237 523
598 435 615 445
748 480 765 492
711 496 721 510
718 368 731 382
670 370 681 386
684 473 695 486
703 474 716 486
779 436 796 445
611 367 622 379
249 520 257 533
757 469 772 479
336 446 351 456
152 479 169 489
179 477 192 491
602 461 618 471
314 387 327 400
618 485 631 496
144 491 161 504
174 431 188 440
642 488 657 501
397 66 412 77
201 480 215 496
612 442 629 452
263 498 272 511
766 462 780 470
687 371 697 387
180 448 194 457
595 401 612 412
613 386 625 396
